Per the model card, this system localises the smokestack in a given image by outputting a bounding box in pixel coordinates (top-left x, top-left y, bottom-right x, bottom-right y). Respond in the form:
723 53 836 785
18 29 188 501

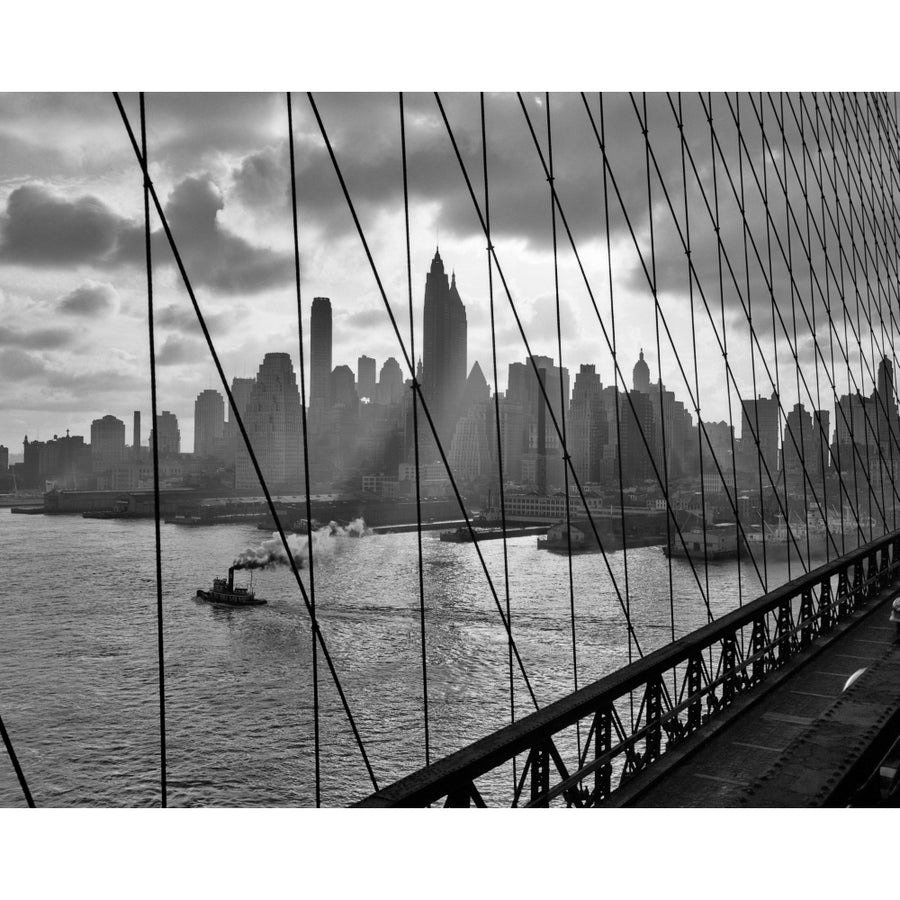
228 566 235 591
133 411 141 459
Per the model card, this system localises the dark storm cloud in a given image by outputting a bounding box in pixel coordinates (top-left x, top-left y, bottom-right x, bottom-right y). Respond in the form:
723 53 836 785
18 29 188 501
59 282 116 316
344 308 386 329
0 323 72 350
0 177 291 294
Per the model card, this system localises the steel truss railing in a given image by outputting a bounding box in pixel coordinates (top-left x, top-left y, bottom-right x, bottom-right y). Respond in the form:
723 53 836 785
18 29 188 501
355 527 900 807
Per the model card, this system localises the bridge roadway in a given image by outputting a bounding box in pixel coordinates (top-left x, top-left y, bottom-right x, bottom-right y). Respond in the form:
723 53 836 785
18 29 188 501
604 587 900 807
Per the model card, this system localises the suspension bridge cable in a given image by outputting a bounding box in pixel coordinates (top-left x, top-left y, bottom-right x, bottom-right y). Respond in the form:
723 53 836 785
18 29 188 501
432 91 650 654
398 92 431 767
635 92 678 658
544 93 582 758
139 93 167 808
660 93 823 567
306 92 554 721
735 92 896 533
865 94 900 534
679 92 871 554
676 91 714 664
843 92 888 535
0 712 34 807
112 92 380 795
707 92 746 609
735 92 769 586
286 92 322 806
794 92 830 561
479 93 518 791
585 94 786 589
517 93 722 621
598 93 636 728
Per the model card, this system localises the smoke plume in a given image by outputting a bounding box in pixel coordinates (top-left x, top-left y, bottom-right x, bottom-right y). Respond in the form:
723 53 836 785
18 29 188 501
233 518 369 571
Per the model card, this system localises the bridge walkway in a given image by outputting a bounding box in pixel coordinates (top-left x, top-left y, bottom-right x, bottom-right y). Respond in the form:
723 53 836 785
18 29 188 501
606 587 900 807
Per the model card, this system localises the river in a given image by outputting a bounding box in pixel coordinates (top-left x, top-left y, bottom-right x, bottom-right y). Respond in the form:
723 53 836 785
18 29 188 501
0 508 825 806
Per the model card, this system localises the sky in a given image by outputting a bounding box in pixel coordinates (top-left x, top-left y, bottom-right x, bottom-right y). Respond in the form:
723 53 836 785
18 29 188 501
2 91 899 454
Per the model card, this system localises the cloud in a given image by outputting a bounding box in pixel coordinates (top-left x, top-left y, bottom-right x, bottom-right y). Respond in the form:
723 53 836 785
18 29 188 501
0 347 48 379
154 175 293 293
156 334 206 365
59 281 117 316
0 323 72 350
0 184 134 266
0 176 293 295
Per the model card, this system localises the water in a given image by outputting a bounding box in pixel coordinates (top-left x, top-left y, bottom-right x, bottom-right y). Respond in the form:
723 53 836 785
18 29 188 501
0 508 813 807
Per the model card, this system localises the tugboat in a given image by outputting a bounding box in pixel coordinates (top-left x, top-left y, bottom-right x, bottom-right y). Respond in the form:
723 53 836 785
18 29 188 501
196 567 267 607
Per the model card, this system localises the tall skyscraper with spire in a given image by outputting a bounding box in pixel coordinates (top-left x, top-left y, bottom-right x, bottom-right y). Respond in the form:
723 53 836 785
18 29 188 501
422 248 467 450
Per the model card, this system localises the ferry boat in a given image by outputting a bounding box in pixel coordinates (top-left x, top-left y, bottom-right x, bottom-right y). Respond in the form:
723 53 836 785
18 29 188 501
196 567 267 607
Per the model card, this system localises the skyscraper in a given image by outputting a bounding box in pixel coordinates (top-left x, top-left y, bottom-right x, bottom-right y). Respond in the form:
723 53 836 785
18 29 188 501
150 411 181 455
90 415 126 473
357 355 376 401
235 353 303 491
569 364 605 483
377 357 404 405
310 297 332 414
194 389 225 458
422 249 467 449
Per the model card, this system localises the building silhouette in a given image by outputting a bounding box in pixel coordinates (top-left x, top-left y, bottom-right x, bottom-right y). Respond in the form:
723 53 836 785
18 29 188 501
357 355 376 402
377 357 404 405
310 297 332 415
150 411 181 456
194 389 225 459
422 249 467 450
90 415 126 473
235 353 303 491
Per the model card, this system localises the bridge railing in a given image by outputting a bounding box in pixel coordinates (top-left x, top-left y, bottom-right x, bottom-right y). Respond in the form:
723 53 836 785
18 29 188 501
356 529 900 807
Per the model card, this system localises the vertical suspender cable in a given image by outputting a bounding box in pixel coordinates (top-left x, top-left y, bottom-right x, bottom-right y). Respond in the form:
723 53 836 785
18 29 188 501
737 92 769 587
140 93 167 808
707 93 745 609
113 93 379 794
286 92 321 807
398 92 431 767
599 93 635 727
480 92 518 792
638 92 677 651
545 93 581 759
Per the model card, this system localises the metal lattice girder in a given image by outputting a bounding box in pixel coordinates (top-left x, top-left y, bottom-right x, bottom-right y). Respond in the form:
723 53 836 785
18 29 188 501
355 529 900 807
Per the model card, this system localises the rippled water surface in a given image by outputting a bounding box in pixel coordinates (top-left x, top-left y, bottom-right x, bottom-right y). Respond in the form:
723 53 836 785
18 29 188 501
1 508 817 806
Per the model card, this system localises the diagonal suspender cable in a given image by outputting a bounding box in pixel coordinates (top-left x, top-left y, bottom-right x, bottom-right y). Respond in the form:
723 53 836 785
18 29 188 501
638 92 678 648
398 92 431 767
479 92 518 788
139 93 167 807
664 93 864 560
726 92 893 536
306 92 554 717
432 93 651 653
515 94 720 626
581 94 775 594
544 94 582 757
286 92 321 807
0 713 34 807
112 92 379 795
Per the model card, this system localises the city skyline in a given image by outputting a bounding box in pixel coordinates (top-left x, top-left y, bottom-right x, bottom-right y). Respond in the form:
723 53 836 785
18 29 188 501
5 93 899 455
